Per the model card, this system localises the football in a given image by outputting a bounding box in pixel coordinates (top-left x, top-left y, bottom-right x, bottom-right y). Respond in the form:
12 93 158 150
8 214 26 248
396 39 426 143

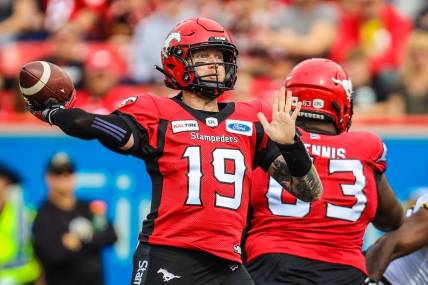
19 61 75 110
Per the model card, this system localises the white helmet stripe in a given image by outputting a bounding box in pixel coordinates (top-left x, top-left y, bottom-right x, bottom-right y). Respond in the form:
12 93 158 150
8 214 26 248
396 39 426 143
19 61 51 96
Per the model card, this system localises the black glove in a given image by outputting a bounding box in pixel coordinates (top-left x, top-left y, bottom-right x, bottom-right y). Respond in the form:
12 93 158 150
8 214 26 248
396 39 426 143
26 97 64 124
25 90 76 123
41 105 64 124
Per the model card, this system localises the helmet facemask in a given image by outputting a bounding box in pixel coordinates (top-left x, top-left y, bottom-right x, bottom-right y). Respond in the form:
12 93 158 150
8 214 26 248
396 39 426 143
159 40 238 98
184 43 237 98
185 43 237 98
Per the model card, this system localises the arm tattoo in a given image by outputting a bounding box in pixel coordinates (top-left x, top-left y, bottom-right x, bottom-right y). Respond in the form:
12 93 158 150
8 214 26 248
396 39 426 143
269 156 292 189
268 156 323 202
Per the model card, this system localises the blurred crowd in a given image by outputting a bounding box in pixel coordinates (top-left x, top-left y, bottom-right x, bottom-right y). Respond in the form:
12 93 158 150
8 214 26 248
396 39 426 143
1 0 428 122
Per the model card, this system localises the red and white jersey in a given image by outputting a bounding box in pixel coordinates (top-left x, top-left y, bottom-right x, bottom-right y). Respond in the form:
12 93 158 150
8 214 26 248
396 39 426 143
117 94 276 263
246 128 387 274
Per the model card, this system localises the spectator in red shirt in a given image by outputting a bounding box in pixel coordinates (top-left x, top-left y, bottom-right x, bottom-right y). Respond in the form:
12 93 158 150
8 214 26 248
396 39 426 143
75 47 142 114
331 0 412 77
330 0 413 109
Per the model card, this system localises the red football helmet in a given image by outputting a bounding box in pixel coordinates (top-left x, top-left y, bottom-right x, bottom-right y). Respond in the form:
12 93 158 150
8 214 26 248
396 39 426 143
286 58 353 133
156 17 238 98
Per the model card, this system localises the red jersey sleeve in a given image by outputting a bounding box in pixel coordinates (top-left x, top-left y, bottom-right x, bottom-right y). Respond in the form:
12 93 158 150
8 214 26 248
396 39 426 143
365 133 387 173
252 99 272 149
116 94 160 150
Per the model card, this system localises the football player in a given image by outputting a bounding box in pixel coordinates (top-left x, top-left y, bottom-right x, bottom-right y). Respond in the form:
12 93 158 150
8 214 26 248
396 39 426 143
245 58 404 285
366 193 428 284
24 18 322 285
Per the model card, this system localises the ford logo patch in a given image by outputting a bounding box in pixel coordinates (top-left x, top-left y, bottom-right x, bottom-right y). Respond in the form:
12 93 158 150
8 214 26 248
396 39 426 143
228 123 250 132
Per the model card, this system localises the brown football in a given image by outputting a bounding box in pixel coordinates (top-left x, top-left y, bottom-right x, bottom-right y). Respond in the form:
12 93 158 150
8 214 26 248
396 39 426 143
19 61 75 110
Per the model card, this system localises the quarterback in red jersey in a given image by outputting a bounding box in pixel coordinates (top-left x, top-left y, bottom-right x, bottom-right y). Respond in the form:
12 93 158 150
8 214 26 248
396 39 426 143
245 58 404 285
23 18 322 285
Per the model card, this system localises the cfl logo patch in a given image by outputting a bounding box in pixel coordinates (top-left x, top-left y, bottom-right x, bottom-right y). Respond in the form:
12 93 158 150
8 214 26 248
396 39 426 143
206 117 218 127
312 99 324 108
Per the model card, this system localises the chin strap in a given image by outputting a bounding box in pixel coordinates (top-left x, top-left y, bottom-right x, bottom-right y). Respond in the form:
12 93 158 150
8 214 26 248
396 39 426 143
155 65 223 98
155 65 180 89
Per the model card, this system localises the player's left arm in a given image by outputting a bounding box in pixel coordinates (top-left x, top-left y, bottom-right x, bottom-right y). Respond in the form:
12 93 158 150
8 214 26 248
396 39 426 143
258 87 323 202
366 204 428 282
268 155 322 202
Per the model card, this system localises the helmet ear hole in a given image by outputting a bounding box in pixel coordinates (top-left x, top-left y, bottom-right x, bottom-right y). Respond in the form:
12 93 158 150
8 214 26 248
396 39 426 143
331 101 341 117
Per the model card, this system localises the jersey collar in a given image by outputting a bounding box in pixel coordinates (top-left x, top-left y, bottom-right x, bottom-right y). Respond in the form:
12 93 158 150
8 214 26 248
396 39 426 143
171 93 235 126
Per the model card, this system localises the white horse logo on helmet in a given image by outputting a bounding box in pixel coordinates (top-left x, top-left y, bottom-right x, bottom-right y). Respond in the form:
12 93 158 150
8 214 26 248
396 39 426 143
332 78 353 101
162 32 181 58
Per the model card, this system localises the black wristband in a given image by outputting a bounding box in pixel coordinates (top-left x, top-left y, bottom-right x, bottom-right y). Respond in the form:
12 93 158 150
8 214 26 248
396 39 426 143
277 135 312 177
